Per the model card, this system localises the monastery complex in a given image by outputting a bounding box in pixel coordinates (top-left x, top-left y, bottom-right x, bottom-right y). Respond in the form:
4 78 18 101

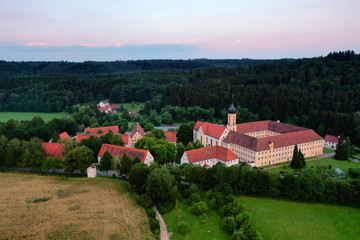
190 103 324 167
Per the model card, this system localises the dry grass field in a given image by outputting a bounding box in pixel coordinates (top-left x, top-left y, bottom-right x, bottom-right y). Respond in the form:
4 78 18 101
0 173 154 240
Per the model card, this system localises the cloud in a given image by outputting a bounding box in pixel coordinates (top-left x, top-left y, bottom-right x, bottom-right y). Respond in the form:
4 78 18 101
23 42 54 46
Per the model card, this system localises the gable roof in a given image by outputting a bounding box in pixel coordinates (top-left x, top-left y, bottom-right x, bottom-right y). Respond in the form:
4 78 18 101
165 131 176 143
120 134 130 144
59 131 71 140
224 129 322 152
194 121 227 139
100 100 109 104
184 145 238 163
76 133 104 142
100 105 111 111
130 123 144 138
324 135 339 144
98 144 149 163
42 142 64 158
236 120 306 134
85 126 119 135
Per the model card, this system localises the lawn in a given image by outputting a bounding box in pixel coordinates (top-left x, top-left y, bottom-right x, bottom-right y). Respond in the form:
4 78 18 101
163 198 230 240
306 157 360 176
0 112 68 122
237 196 360 240
0 173 153 240
119 102 144 113
323 148 336 153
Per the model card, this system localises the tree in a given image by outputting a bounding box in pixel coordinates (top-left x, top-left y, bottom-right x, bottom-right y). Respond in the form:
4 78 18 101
80 136 102 158
21 137 45 171
129 162 150 194
63 146 94 175
118 153 133 178
5 138 22 167
335 136 350 160
146 168 176 204
97 129 103 134
42 156 62 173
178 124 193 146
177 142 186 158
110 134 125 146
193 140 204 149
121 108 131 121
258 106 273 120
5 119 16 132
99 151 113 176
51 131 60 143
148 129 166 140
290 145 305 169
186 142 194 150
144 122 154 132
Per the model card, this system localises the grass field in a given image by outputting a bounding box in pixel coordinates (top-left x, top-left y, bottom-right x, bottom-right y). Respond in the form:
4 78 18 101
163 198 229 240
0 112 68 122
118 102 144 113
306 157 360 176
237 196 360 240
324 148 336 153
0 173 154 240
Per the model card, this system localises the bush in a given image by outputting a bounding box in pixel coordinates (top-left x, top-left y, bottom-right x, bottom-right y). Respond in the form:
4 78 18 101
221 201 245 217
188 193 201 205
349 168 360 178
177 221 190 234
137 194 152 209
235 212 249 226
231 230 246 240
222 216 237 234
146 209 156 218
188 184 200 195
111 173 117 178
190 201 209 215
149 217 160 233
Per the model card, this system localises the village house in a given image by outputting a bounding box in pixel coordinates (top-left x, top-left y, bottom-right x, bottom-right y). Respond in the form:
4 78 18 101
193 103 324 167
180 145 239 167
324 134 339 149
98 143 154 166
130 123 144 146
42 142 65 158
59 131 71 141
84 125 119 135
97 100 121 113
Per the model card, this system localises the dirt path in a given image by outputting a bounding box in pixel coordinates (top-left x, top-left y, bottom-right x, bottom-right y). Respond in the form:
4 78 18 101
153 205 169 240
265 153 335 170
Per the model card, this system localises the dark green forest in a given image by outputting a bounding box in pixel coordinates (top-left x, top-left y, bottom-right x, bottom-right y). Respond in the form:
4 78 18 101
0 51 359 144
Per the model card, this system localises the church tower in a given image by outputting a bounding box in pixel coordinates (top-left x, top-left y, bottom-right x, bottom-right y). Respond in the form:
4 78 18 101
227 103 237 132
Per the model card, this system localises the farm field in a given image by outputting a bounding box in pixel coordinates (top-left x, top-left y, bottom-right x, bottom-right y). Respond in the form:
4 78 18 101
0 112 67 122
0 173 153 240
163 198 229 240
237 196 360 240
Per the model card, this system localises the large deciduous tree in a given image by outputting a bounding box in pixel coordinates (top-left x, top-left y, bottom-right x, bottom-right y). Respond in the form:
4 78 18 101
63 145 94 175
335 136 350 160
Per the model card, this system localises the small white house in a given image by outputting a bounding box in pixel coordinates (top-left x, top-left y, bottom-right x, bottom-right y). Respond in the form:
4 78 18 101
324 135 339 149
87 164 97 178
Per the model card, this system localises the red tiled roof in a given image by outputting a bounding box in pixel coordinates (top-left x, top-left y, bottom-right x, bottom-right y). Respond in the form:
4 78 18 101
184 145 238 163
111 104 120 109
324 135 339 144
130 123 144 138
100 106 111 111
98 144 149 162
59 131 71 140
85 126 119 135
42 142 64 158
194 121 227 139
76 133 104 142
165 131 176 143
236 120 306 134
120 134 130 145
224 129 322 152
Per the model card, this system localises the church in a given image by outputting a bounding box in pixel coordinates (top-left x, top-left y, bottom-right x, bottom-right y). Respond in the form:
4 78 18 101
193 103 324 167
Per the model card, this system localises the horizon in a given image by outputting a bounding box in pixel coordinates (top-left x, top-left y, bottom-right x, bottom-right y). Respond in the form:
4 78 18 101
1 0 359 61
